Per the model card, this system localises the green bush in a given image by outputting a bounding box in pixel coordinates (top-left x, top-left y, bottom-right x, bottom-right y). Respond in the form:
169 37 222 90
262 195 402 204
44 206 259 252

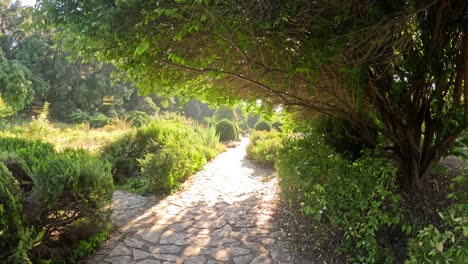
0 162 41 263
406 176 468 263
277 133 403 263
246 131 282 166
0 137 114 263
314 115 376 159
215 119 238 142
272 121 282 132
128 111 150 127
102 117 220 194
254 120 272 131
69 111 112 128
214 106 237 121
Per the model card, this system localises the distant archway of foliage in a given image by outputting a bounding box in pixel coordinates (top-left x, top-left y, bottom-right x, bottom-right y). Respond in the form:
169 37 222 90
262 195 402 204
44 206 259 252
38 0 468 191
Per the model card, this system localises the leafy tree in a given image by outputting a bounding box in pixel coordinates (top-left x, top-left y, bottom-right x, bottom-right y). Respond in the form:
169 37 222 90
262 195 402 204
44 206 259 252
38 0 468 191
0 51 33 112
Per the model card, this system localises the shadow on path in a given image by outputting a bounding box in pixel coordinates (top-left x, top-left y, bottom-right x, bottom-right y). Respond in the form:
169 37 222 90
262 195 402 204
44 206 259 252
88 138 312 264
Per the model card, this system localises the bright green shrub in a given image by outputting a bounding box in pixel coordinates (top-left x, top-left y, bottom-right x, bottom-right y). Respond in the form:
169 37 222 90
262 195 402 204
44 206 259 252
246 131 282 166
278 133 403 263
128 111 150 127
254 120 272 131
103 117 219 194
215 119 238 142
197 125 221 161
0 138 114 263
406 176 468 263
69 110 92 124
69 111 112 128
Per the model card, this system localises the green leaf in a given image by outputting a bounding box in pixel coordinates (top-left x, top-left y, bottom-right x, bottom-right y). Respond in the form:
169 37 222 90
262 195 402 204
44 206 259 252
135 38 150 55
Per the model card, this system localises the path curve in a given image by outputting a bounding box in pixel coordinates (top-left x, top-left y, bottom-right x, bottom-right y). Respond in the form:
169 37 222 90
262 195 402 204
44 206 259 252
89 138 309 264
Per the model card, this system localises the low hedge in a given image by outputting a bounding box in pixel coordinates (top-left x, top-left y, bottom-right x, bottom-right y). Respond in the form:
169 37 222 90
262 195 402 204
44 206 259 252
0 137 114 263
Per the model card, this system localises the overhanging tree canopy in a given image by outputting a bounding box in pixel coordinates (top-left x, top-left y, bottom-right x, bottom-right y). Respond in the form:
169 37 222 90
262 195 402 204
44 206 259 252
38 0 467 191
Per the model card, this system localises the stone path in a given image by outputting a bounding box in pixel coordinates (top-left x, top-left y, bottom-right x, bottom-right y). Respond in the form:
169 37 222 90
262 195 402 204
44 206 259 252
88 138 310 264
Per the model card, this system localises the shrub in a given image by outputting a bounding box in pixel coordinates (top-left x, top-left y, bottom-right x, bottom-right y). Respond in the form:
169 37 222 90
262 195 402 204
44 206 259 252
246 131 282 166
277 133 403 263
272 121 282 132
254 120 272 131
102 117 220 194
128 111 150 127
0 162 41 263
406 176 468 263
0 138 114 263
69 111 112 128
215 119 238 142
314 115 376 159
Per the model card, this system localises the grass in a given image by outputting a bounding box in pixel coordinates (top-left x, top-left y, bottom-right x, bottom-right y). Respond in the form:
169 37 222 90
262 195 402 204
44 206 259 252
0 119 132 153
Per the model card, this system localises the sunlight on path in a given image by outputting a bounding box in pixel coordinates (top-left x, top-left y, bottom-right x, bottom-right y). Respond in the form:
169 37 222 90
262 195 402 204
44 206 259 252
89 138 310 264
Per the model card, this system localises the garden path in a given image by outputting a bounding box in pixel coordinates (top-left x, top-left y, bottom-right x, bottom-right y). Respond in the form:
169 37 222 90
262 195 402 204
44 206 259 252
88 138 311 264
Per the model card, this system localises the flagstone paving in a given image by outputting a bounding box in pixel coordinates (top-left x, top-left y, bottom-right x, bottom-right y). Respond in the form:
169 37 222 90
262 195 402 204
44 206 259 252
88 138 311 264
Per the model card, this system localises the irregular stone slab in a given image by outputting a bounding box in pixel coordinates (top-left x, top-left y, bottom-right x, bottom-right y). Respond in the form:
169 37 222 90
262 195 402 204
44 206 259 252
109 245 132 257
104 256 131 264
207 237 236 247
184 255 206 264
133 248 150 261
168 221 194 232
123 237 145 248
159 231 190 245
251 255 272 264
137 260 161 264
182 246 202 257
149 245 182 254
233 254 254 264
211 219 227 229
227 247 250 256
211 225 232 237
152 254 179 262
137 225 166 243
212 248 230 261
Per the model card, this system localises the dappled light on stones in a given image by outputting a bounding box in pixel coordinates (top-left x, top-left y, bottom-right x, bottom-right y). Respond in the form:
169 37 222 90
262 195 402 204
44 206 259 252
88 138 310 263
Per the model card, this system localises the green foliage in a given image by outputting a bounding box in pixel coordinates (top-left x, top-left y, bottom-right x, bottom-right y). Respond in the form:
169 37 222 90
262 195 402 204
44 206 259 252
271 121 282 132
128 111 150 127
69 111 112 128
278 133 403 263
102 116 220 194
215 119 238 142
0 137 114 262
136 97 160 116
214 106 237 122
406 176 468 263
314 115 376 159
0 51 34 113
38 0 468 192
254 120 272 132
448 130 468 159
246 130 282 166
0 161 40 264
